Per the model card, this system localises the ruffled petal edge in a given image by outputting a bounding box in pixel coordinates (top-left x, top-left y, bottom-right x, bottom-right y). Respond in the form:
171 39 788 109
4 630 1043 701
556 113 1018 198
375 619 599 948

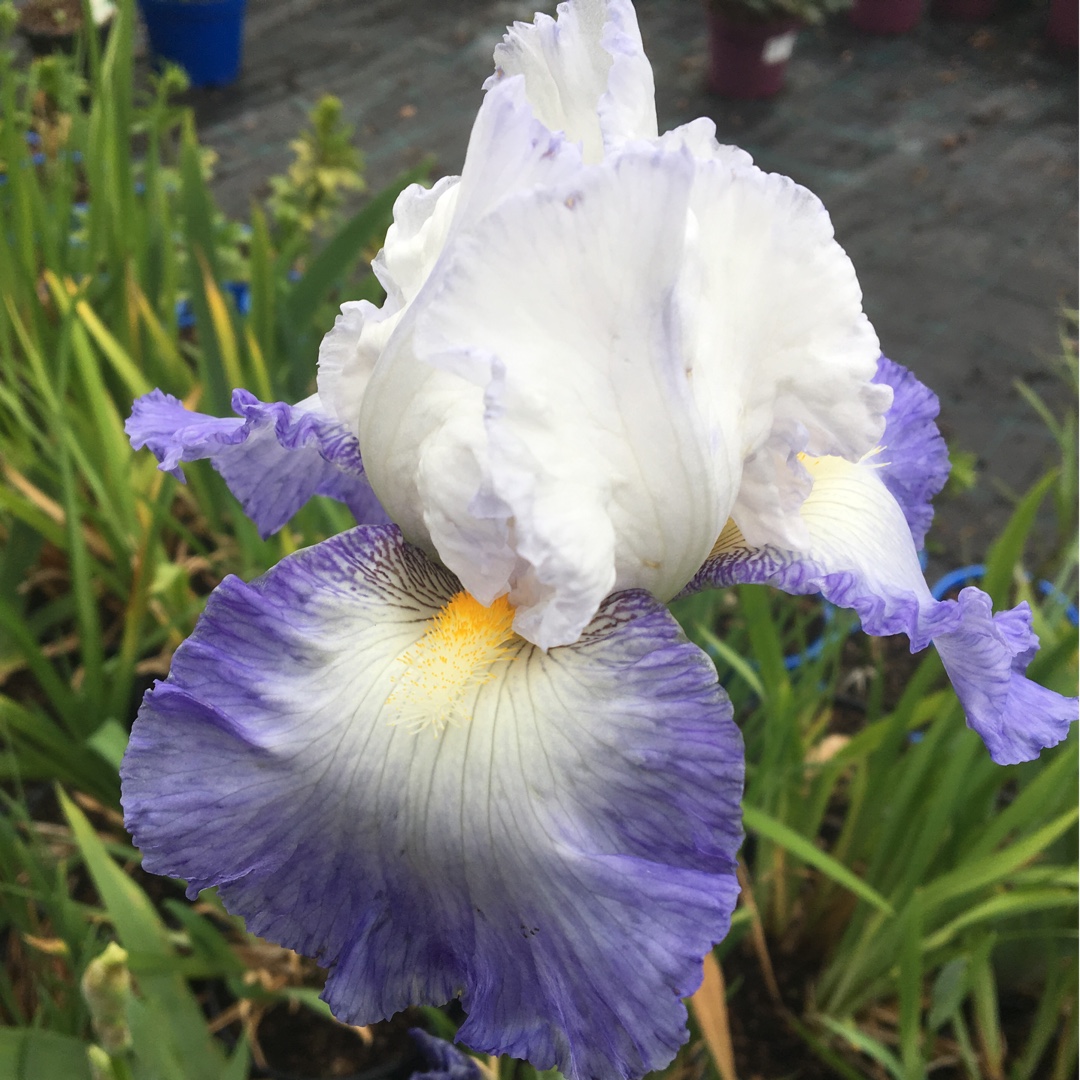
684 456 1077 764
127 388 387 537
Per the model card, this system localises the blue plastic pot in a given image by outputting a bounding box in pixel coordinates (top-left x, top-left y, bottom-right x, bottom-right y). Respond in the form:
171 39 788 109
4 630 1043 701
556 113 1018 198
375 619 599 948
139 0 246 88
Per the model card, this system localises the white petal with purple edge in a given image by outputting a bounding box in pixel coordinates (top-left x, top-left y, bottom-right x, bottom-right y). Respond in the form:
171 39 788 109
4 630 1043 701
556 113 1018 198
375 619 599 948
318 0 651 425
317 176 461 432
126 389 388 537
121 526 743 1080
685 453 1078 764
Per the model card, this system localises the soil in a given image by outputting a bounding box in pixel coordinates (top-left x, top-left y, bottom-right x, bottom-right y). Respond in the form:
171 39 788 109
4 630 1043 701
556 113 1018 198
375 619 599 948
245 1005 424 1080
723 946 838 1080
17 0 87 37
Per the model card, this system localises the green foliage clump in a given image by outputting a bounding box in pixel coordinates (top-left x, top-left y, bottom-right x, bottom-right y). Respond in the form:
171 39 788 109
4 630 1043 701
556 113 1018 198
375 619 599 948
266 94 367 258
0 1 19 40
0 0 426 804
944 445 978 497
0 2 429 1069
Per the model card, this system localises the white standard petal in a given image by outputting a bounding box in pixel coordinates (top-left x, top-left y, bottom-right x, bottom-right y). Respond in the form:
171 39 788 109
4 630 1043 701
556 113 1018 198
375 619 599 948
317 73 587 434
488 0 657 161
374 175 462 308
361 146 733 648
451 74 586 235
656 115 753 170
317 177 461 431
682 155 889 549
320 0 662 435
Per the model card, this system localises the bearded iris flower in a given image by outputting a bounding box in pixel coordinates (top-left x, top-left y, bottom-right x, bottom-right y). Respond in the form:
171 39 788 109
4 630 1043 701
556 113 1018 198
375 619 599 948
121 1 1078 1077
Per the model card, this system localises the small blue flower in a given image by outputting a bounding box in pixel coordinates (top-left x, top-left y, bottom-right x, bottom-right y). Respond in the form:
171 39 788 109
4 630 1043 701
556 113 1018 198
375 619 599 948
223 280 251 317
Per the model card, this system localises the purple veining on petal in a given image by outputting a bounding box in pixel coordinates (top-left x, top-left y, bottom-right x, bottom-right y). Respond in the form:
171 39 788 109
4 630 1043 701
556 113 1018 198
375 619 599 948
126 388 389 537
121 524 743 1080
873 356 950 549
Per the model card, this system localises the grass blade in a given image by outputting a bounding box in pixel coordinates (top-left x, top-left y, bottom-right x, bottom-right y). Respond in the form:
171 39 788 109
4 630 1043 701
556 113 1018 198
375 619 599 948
982 471 1058 607
0 1029 93 1080
743 804 895 917
58 789 227 1077
688 951 737 1080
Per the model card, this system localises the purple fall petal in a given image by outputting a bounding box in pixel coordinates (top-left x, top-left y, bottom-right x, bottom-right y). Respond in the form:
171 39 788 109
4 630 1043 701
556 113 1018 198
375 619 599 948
685 451 1077 763
121 525 743 1080
935 590 1078 765
408 1030 482 1080
873 356 950 549
126 388 388 537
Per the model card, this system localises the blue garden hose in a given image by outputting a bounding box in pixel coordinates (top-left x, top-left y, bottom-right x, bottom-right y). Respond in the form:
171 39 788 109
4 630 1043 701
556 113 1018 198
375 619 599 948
777 553 1077 674
929 563 1078 626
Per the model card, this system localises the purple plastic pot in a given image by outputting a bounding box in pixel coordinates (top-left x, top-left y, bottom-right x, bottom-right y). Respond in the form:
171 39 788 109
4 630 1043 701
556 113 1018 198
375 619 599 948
139 0 246 88
931 0 997 21
850 0 923 34
1048 0 1078 57
707 12 800 100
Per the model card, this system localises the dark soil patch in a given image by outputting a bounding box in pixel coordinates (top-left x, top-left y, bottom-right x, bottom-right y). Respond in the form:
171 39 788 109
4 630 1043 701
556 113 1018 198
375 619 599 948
724 943 836 1080
18 0 86 38
249 1006 424 1080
